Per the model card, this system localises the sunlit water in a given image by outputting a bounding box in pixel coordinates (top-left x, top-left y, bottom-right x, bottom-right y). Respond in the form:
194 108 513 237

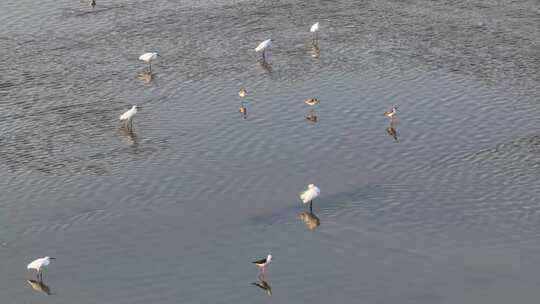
1 0 539 303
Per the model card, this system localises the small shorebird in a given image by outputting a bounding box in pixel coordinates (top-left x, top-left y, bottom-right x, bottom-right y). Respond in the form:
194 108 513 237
239 88 247 98
239 104 247 118
384 106 397 120
27 256 56 281
139 52 158 72
252 279 272 295
310 22 320 41
119 105 141 130
300 184 320 213
304 98 319 106
255 39 272 61
90 0 96 8
253 254 272 276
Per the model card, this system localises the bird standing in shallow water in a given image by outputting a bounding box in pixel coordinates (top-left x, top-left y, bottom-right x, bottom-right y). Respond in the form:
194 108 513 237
253 254 272 277
310 22 320 42
300 184 321 213
139 52 158 73
384 106 397 120
304 98 319 106
27 256 56 281
119 105 140 130
238 88 247 98
255 39 272 62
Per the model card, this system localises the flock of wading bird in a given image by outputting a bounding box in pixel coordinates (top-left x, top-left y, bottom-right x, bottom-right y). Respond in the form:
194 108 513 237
25 8 401 296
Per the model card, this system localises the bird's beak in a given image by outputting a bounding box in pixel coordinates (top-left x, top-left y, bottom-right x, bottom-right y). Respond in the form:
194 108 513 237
50 257 56 260
136 106 142 110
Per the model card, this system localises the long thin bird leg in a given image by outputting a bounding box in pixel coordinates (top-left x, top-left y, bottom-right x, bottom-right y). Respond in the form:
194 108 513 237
310 201 313 213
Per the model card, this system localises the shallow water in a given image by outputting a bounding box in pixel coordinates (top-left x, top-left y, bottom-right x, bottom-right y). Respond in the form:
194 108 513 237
1 0 540 303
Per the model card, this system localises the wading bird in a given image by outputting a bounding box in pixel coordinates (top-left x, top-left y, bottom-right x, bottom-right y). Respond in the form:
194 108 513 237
139 52 158 72
27 256 56 281
300 184 320 213
310 22 320 42
119 105 140 130
239 88 247 98
384 106 397 120
253 254 272 277
255 39 272 61
304 98 319 106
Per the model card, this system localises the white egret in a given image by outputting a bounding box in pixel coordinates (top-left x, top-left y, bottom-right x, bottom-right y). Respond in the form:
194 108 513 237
139 52 158 72
27 256 56 281
255 39 272 61
252 254 272 276
119 105 141 130
300 184 320 212
384 106 397 120
310 22 320 41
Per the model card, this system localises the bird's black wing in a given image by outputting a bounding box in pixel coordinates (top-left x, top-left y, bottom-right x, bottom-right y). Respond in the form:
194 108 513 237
252 258 267 264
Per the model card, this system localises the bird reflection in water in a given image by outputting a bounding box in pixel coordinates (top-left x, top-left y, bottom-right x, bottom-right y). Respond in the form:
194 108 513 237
385 121 398 141
119 127 138 146
238 88 248 119
137 71 154 84
299 211 321 230
311 42 320 58
306 108 318 122
27 279 54 295
258 60 272 73
252 278 272 296
239 104 248 119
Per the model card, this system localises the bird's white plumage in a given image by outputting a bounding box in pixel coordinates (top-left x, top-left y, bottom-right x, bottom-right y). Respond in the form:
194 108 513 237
300 184 320 203
27 257 52 271
139 52 158 63
119 105 138 121
255 39 272 52
310 22 320 33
